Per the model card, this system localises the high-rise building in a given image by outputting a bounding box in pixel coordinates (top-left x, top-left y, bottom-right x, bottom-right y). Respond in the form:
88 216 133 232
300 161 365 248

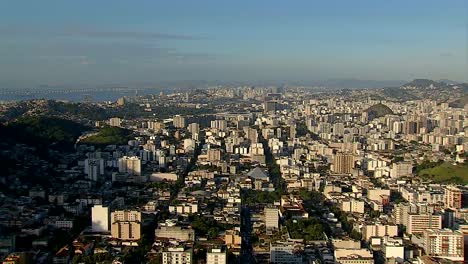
173 115 186 128
148 120 165 132
206 247 227 264
407 214 442 235
264 101 277 113
159 155 167 169
270 243 303 264
118 156 141 176
444 185 462 209
304 104 314 116
341 199 365 214
84 158 104 181
210 120 228 131
264 206 279 230
207 149 222 162
187 123 200 135
423 229 464 262
110 210 141 241
289 123 297 139
390 162 413 178
333 152 354 174
109 117 122 127
91 205 109 232
362 224 398 241
333 123 345 136
245 127 258 143
250 143 264 156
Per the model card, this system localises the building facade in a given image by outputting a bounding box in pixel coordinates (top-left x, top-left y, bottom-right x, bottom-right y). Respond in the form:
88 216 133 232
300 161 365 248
423 229 464 262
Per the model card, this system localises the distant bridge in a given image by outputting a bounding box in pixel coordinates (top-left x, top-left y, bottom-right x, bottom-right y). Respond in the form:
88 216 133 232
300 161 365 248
0 87 144 96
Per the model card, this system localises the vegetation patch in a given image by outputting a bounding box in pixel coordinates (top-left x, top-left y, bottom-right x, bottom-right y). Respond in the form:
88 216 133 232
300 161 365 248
418 162 468 184
285 218 327 241
0 116 88 151
80 126 133 146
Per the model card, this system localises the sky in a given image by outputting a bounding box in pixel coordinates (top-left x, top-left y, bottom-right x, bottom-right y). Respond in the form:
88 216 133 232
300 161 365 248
0 0 467 87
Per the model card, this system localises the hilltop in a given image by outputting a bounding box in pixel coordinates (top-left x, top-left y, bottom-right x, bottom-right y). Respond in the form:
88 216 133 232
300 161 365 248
449 94 468 108
0 99 212 122
364 103 394 120
379 79 467 103
0 116 89 153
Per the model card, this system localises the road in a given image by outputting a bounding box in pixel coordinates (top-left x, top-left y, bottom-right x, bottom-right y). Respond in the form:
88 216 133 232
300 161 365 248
240 206 255 264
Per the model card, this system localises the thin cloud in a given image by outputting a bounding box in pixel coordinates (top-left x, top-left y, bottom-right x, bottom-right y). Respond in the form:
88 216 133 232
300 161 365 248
439 52 453 57
38 55 95 65
0 26 205 40
64 30 205 40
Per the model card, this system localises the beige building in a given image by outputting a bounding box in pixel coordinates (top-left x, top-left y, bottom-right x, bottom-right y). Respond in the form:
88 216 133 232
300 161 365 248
155 225 195 242
362 224 398 241
224 230 242 248
118 156 141 176
334 248 374 264
444 185 462 209
187 123 200 136
207 149 222 162
206 247 227 264
367 188 391 203
407 214 442 235
390 162 413 178
423 229 464 262
169 203 198 215
173 115 186 128
147 120 165 132
110 210 141 241
341 199 365 214
211 120 228 131
264 206 279 230
333 152 354 174
332 238 361 249
109 117 122 127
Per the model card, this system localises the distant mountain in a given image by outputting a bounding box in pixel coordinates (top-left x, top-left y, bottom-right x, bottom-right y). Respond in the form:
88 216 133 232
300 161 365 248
317 79 406 89
437 79 460 85
380 79 467 103
401 79 449 89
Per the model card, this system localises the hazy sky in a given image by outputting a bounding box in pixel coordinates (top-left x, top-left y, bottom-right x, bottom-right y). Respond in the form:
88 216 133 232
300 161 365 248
0 0 467 86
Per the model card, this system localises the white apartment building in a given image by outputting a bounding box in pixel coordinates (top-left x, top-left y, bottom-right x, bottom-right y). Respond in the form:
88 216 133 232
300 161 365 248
162 246 192 264
341 199 365 214
423 229 464 262
118 156 141 176
169 203 198 215
206 248 226 264
270 243 303 264
91 205 109 232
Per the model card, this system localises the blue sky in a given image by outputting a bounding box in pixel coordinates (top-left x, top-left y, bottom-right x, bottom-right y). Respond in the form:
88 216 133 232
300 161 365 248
0 0 467 86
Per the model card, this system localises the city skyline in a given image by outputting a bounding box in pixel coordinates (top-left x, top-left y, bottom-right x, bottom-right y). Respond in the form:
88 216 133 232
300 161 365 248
0 2 467 264
0 0 467 87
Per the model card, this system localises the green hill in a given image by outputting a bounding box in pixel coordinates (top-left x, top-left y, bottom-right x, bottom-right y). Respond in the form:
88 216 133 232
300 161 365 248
418 162 468 184
79 126 133 146
449 94 468 108
0 116 88 151
365 103 394 119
